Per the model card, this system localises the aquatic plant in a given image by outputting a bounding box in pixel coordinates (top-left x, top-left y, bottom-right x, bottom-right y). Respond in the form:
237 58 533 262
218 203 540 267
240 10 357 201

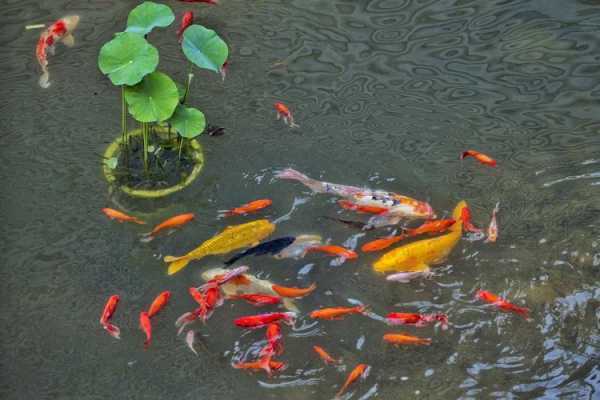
98 1 228 172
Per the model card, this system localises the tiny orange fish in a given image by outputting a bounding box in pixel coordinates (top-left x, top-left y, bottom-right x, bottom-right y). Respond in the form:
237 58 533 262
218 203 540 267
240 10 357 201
220 199 272 217
310 305 367 320
405 219 456 237
461 206 482 233
274 102 299 128
142 213 195 241
102 208 145 225
461 150 497 167
313 345 340 365
307 245 358 259
271 283 316 298
477 290 530 319
338 199 389 215
100 295 120 339
147 291 171 318
336 363 370 398
485 203 500 243
139 311 152 349
383 332 432 346
361 235 406 252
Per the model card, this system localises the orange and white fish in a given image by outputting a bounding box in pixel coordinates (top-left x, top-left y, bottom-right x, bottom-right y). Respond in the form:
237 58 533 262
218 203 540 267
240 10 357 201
405 219 456 237
219 199 272 217
336 364 370 398
313 345 340 365
361 235 406 252
36 15 79 88
139 311 152 349
386 312 448 330
271 283 316 298
461 150 497 167
274 102 299 128
307 245 358 260
199 266 250 291
99 295 120 339
310 305 367 320
461 206 482 233
176 11 193 42
383 332 432 346
141 213 195 241
477 290 530 319
147 291 171 318
102 208 145 225
485 203 500 243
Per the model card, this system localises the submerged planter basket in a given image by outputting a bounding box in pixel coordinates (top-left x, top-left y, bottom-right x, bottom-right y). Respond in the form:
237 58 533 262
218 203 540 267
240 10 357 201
103 127 204 199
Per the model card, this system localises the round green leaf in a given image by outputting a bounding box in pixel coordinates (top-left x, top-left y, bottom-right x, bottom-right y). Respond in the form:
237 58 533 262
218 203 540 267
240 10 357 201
181 25 228 73
124 72 179 122
125 1 174 35
169 105 206 139
98 32 158 86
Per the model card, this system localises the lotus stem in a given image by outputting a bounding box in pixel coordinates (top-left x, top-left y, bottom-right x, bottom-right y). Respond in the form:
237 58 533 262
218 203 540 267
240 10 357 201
121 86 127 148
182 63 194 104
178 137 184 161
142 122 149 172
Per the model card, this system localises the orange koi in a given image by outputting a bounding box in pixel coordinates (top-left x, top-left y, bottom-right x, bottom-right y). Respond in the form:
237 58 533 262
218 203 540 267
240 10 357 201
229 293 282 306
310 305 367 320
139 311 152 349
220 199 272 217
313 345 340 365
383 332 432 346
176 11 193 42
271 283 316 298
147 291 171 318
234 312 296 329
461 150 497 167
405 219 456 237
101 208 145 225
338 199 388 215
274 102 299 128
307 245 358 259
461 206 482 233
361 235 406 252
485 203 500 243
100 295 120 339
142 213 194 241
336 364 370 398
477 290 530 319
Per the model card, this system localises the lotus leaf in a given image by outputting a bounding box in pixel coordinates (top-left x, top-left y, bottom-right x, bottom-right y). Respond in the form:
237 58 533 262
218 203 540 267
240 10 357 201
126 1 174 35
98 32 158 86
181 25 228 73
169 105 206 139
124 72 179 122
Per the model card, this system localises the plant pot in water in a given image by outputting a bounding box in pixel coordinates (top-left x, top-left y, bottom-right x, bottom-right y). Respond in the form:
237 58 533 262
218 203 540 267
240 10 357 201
102 126 204 199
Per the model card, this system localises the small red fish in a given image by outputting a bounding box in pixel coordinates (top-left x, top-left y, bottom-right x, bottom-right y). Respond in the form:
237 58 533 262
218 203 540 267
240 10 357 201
219 199 272 217
177 11 193 42
142 213 194 241
229 293 282 306
477 290 530 319
386 312 448 330
102 208 146 225
383 333 432 346
461 206 482 233
310 305 367 320
139 311 152 349
201 287 224 321
405 219 456 237
100 295 120 339
147 291 171 318
361 235 406 252
274 102 300 128
271 283 316 298
485 202 500 243
336 364 370 398
338 199 389 215
313 345 340 365
307 245 358 260
461 150 497 167
234 312 296 329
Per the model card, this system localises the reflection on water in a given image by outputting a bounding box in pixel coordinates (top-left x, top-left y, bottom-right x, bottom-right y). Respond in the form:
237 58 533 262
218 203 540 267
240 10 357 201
1 0 599 399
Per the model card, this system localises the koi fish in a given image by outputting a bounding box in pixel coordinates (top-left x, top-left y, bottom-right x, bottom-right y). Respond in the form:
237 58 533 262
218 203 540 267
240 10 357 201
386 312 448 330
234 312 296 329
485 203 500 243
233 359 285 375
338 200 388 215
139 311 152 349
385 269 434 283
461 150 497 167
274 102 299 128
361 235 406 252
313 345 340 365
188 287 208 318
271 283 316 298
383 332 432 346
219 199 272 217
186 330 198 356
229 293 282 306
373 201 465 273
405 219 456 237
273 234 323 259
163 219 275 275
199 266 251 291
100 295 120 339
307 245 358 260
147 291 171 318
202 287 224 320
141 213 194 242
477 290 530 319
36 15 79 88
461 206 482 233
177 11 193 42
224 237 296 265
102 208 145 225
336 364 370 398
310 305 367 320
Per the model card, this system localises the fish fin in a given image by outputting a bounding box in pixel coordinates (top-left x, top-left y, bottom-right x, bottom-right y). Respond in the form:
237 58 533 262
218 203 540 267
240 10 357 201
61 33 75 47
139 233 154 243
164 255 186 263
103 323 120 339
39 71 50 88
289 121 300 128
167 258 191 275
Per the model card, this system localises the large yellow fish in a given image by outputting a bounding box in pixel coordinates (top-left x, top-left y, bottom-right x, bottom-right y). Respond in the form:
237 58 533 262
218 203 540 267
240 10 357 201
164 219 275 275
373 201 466 274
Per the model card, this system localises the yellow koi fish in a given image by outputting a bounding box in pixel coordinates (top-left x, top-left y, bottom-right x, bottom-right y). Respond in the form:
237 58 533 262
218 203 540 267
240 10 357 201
164 219 275 275
372 201 466 274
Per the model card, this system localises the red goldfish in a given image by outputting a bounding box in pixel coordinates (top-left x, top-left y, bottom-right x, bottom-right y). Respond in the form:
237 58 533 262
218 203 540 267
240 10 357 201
36 15 79 88
139 311 152 349
147 291 171 318
361 235 406 252
233 359 285 375
271 283 316 298
310 305 367 320
461 150 497 167
383 333 432 346
141 213 194 241
405 219 456 236
313 345 340 365
461 206 482 233
219 199 272 217
338 199 388 215
386 312 448 330
229 293 282 306
263 322 283 354
177 11 193 42
336 364 370 398
307 245 358 259
99 295 120 339
274 102 300 128
477 290 530 319
102 208 145 225
234 312 296 329
485 202 500 243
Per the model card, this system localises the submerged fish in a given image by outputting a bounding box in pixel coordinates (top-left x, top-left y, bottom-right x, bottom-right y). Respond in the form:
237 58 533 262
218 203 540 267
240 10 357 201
313 345 340 365
361 235 406 252
185 330 198 355
336 364 370 398
307 245 358 260
163 219 275 275
234 312 296 329
310 305 367 320
386 312 448 330
273 234 323 259
461 150 497 167
147 291 171 318
36 15 79 88
405 219 456 237
229 293 282 306
102 208 145 225
321 216 370 230
139 311 152 349
224 237 296 265
385 269 433 283
100 295 120 339
461 205 482 233
372 201 466 274
383 332 432 346
477 290 530 319
141 213 195 242
219 199 272 217
271 283 316 298
485 203 500 243
274 102 299 128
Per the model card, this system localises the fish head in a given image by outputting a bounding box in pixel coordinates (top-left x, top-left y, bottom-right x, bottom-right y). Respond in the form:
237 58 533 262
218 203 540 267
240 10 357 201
63 15 80 32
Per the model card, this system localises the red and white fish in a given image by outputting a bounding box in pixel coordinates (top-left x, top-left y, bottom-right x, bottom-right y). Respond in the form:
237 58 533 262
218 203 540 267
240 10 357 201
36 15 79 88
477 290 530 319
177 11 193 42
485 202 500 243
99 295 120 339
461 150 497 167
234 312 296 329
274 102 300 128
386 312 448 330
198 266 250 291
461 205 482 233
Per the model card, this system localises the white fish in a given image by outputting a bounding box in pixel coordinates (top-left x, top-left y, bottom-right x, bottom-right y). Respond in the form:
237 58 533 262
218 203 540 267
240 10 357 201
186 330 198 356
386 269 433 283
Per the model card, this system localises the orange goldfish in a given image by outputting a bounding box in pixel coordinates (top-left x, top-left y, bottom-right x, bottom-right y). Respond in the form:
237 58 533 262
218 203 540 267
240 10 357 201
271 283 316 298
361 235 406 252
338 199 388 215
461 150 497 167
336 364 370 398
139 311 152 349
234 312 296 329
219 199 273 217
313 345 340 365
142 213 194 241
310 305 367 320
461 206 482 233
485 203 500 243
233 359 285 375
405 219 456 237
102 208 145 225
383 332 432 346
477 290 530 319
274 102 299 128
307 245 358 259
386 312 448 330
229 293 282 306
147 291 171 318
99 295 120 339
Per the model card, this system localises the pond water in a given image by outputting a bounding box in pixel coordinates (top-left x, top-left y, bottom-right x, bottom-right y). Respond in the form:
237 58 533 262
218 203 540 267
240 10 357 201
1 0 599 399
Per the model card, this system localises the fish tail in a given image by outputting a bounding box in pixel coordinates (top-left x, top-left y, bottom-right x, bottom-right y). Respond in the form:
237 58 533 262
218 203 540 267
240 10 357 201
274 168 323 192
139 232 155 243
103 323 120 339
167 258 191 275
39 70 50 88
133 218 146 225
418 338 432 345
259 353 272 377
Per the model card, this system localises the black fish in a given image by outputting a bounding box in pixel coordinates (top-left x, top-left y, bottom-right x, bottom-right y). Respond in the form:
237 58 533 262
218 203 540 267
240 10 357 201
320 216 372 231
224 237 296 266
